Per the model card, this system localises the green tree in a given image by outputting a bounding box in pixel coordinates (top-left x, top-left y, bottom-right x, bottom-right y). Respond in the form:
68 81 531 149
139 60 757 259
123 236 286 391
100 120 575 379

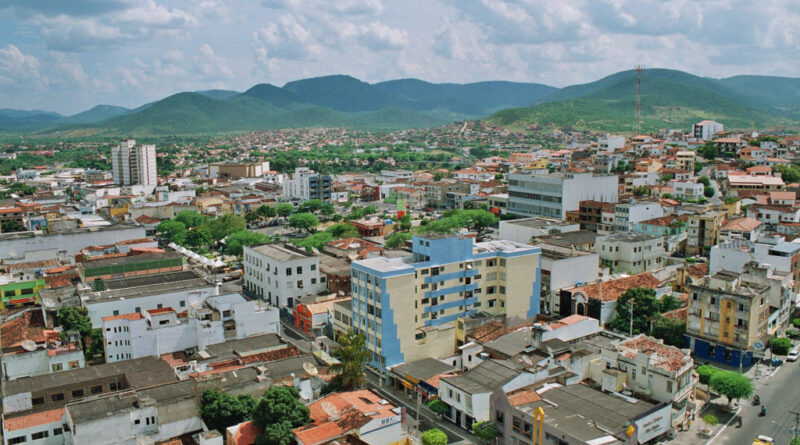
325 223 359 238
288 213 320 233
472 420 497 444
694 159 703 174
651 317 687 348
699 143 719 160
330 329 371 390
253 386 310 445
209 213 245 241
294 232 334 251
793 318 800 329
704 186 715 198
427 400 449 417
58 307 92 339
320 203 335 216
398 213 412 232
464 209 498 235
175 210 205 228
200 389 256 433
185 225 213 247
696 364 720 393
157 219 187 244
421 428 448 445
709 370 753 407
276 203 294 217
299 199 324 213
385 231 412 249
770 337 792 355
256 205 277 218
1 219 26 233
702 414 719 426
610 288 662 335
773 165 800 184
697 176 711 186
225 230 269 255
659 294 682 313
245 211 260 224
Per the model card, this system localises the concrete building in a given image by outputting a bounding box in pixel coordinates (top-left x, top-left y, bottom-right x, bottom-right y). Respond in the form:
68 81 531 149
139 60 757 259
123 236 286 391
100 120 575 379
602 335 695 425
209 161 270 179
0 329 85 381
675 151 696 172
537 244 599 315
283 167 332 201
670 179 704 201
597 232 665 274
0 224 146 262
686 263 788 368
725 175 785 193
597 134 626 152
102 293 280 363
613 201 663 232
491 383 672 445
111 139 157 187
709 236 800 291
686 211 725 256
350 234 541 371
692 120 724 141
243 243 327 310
498 217 580 244
439 359 538 430
559 273 663 326
507 172 618 219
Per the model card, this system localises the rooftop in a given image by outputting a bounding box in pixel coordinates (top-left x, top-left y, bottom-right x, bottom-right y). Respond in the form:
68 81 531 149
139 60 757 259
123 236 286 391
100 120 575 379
599 232 663 243
441 359 524 394
3 407 65 432
618 335 691 373
80 250 182 269
502 217 576 229
389 358 457 382
567 273 661 302
535 230 597 248
248 243 315 261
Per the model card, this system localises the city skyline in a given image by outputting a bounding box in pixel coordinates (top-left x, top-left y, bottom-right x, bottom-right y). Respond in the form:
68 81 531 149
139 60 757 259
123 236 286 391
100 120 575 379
1 0 799 114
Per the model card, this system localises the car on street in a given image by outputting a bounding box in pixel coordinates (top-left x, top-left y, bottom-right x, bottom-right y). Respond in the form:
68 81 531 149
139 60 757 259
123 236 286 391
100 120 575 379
753 435 774 444
786 350 799 362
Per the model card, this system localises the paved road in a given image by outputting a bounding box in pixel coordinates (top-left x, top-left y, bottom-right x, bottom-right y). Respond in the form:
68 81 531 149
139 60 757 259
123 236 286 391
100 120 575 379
711 361 800 445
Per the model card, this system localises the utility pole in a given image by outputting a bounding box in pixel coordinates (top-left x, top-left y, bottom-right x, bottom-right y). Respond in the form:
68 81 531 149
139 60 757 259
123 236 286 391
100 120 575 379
630 297 634 337
790 410 800 445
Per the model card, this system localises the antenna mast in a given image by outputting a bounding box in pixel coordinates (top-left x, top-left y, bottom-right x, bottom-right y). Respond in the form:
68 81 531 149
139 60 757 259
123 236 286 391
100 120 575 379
634 65 644 135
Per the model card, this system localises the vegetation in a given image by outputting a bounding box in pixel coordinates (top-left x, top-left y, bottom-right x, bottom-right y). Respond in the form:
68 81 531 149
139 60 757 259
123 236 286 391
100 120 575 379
609 288 663 335
709 371 753 407
288 213 320 233
793 318 800 329
157 219 187 244
421 429 448 445
276 203 294 217
696 364 720 391
185 225 213 247
225 230 270 256
209 213 245 241
770 337 792 355
57 307 103 360
1 220 25 233
774 164 800 184
702 414 719 426
472 420 498 444
385 231 412 249
427 400 449 417
175 210 206 228
253 386 310 445
329 329 371 390
704 186 716 198
418 209 497 236
651 317 687 348
200 389 256 433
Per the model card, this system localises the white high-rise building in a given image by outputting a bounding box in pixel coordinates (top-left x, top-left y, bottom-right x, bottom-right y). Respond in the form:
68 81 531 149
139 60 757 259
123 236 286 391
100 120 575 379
111 139 157 186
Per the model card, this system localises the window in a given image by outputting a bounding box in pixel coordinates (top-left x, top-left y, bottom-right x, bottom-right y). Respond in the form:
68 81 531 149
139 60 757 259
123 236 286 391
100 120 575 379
499 286 506 295
297 280 303 288
632 368 637 379
222 310 232 317
496 410 504 424
32 431 48 440
296 266 303 274
112 310 119 316
286 267 292 276
72 389 84 398
53 428 63 436
110 382 121 391
488 299 496 308
180 300 186 307
8 437 26 444
91 385 103 394
311 264 316 271
135 307 141 313
667 380 673 392
487 286 496 295
523 422 533 438
512 417 522 431
311 278 316 284
32 397 44 406
51 363 63 372
159 319 169 326
709 344 716 356
134 419 140 425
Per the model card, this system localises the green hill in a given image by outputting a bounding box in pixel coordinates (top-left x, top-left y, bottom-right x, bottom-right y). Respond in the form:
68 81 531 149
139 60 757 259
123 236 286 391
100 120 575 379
488 69 797 133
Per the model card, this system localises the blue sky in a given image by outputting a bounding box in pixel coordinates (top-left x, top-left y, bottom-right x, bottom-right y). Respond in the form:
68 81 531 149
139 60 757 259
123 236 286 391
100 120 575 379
1 0 798 114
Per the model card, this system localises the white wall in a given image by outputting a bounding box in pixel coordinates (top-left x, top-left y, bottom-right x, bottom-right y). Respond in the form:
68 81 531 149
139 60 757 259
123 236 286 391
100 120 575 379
2 348 85 380
243 246 325 309
2 418 67 445
0 226 146 261
86 286 217 327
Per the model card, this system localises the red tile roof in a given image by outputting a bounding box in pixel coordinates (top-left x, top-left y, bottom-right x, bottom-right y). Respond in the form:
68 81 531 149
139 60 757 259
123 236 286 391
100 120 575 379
231 420 262 445
569 273 661 302
147 307 174 315
1 310 49 349
4 407 65 432
619 336 690 372
507 387 542 406
102 313 143 322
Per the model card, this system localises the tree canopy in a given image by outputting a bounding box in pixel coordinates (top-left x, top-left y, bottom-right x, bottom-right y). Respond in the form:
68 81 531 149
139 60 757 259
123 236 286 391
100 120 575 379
175 210 205 228
200 389 256 433
610 287 661 335
709 370 753 406
157 219 187 244
325 223 359 238
299 199 323 213
225 230 270 256
770 337 792 355
421 429 448 445
385 231 412 249
253 386 310 445
209 213 245 241
276 203 294 217
330 329 371 390
288 213 320 233
185 225 213 247
472 420 497 444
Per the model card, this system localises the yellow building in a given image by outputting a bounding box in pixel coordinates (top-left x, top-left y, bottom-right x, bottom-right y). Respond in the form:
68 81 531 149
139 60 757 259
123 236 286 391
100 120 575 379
350 234 541 372
686 211 725 256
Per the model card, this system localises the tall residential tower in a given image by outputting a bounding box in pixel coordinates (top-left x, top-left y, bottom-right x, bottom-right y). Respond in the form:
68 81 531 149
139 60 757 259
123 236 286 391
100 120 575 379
111 139 157 186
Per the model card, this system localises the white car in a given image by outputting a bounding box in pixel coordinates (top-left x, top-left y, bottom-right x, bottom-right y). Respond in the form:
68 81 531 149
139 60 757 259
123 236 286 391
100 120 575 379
786 350 799 362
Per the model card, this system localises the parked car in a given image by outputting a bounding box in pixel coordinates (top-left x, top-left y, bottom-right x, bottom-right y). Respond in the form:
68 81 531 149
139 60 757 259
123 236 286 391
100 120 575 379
786 350 799 362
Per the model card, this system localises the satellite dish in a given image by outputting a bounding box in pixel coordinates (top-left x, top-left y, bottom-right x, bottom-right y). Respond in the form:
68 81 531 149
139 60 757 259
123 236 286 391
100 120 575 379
321 401 340 420
302 361 318 376
21 339 37 352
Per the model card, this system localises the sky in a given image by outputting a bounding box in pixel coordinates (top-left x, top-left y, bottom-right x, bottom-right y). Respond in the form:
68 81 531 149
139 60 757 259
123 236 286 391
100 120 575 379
1 0 799 115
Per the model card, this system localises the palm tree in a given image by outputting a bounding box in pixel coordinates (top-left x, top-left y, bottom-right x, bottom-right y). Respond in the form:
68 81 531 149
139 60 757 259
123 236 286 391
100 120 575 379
330 330 372 390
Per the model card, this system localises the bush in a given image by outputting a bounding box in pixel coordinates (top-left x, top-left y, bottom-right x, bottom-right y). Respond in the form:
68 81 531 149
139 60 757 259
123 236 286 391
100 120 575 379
788 329 800 340
421 429 448 445
427 400 449 416
770 337 792 355
792 318 800 329
696 364 719 386
702 414 719 426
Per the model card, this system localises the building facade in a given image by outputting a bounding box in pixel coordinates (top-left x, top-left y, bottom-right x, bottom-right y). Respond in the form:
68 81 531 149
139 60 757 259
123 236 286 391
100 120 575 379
243 243 327 310
350 235 541 370
597 232 666 274
111 139 157 187
507 172 618 219
283 167 332 201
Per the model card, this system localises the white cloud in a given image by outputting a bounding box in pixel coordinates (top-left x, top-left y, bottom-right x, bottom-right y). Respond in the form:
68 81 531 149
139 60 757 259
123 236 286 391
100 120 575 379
0 45 45 88
355 22 408 51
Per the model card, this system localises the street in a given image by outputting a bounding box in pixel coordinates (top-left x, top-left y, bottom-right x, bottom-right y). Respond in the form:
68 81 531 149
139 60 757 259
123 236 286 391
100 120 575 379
711 361 800 445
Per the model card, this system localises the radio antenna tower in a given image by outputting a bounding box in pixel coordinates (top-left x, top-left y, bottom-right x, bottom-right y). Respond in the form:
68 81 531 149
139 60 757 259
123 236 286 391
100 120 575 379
634 65 644 135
